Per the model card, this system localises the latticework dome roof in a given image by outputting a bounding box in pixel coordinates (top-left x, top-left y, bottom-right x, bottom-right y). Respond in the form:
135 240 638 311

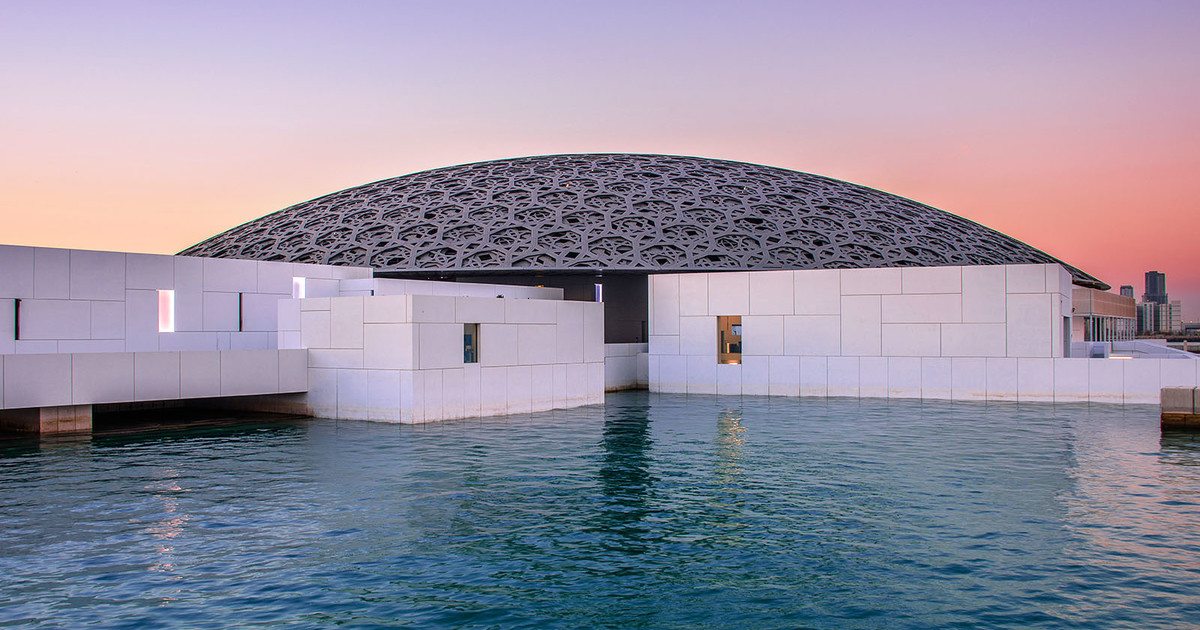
181 154 1106 289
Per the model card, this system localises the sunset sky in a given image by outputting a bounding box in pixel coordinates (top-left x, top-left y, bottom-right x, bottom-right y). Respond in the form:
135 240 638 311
3 1 1198 317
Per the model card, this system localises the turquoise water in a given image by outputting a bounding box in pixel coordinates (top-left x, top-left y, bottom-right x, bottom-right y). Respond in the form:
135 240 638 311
1 393 1199 628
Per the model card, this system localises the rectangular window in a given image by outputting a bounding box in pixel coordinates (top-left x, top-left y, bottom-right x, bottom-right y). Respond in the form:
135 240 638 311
463 323 480 363
717 315 741 364
594 282 604 302
292 277 306 299
157 289 175 333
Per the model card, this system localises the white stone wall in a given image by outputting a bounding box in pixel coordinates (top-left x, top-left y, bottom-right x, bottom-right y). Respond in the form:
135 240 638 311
285 294 605 422
604 343 649 391
0 244 370 355
646 264 1156 399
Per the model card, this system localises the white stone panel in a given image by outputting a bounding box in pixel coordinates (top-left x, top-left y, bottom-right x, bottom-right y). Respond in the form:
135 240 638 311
583 304 604 363
278 330 301 350
363 323 415 370
1161 360 1198 389
257 261 294 294
69 250 125 300
330 297 365 349
887 357 922 399
679 316 715 357
159 332 217 352
881 294 961 324
566 362 589 404
366 369 401 422
902 266 962 295
462 364 483 418
481 323 519 367
984 358 1018 401
456 297 506 324
518 324 557 365
961 266 1007 323
72 352 134 404
0 302 12 354
1123 359 1162 404
686 355 717 394
20 300 91 340
134 352 180 400
678 273 709 316
506 298 557 324
742 315 783 356
277 299 301 333
1053 359 1089 402
799 356 828 397
305 368 338 419
411 295 455 323
203 292 240 332
1017 358 1055 402
57 340 124 353
637 353 649 386
278 349 308 392
0 246 35 298
418 323 464 370
1006 264 1046 294
648 335 679 355
649 275 679 335
921 357 952 399
881 324 940 357
220 350 279 397
859 357 888 399
203 257 257 293
180 351 220 399
301 310 332 349
827 357 859 397
4 353 72 408
657 355 688 394
551 363 568 407
587 362 604 404
125 291 160 352
240 293 282 332
415 369 443 421
840 296 881 356
336 368 370 421
478 367 506 415
605 355 636 391
529 364 554 412
555 301 585 363
33 248 69 299
13 340 58 354
90 301 125 340
768 355 800 397
941 323 1007 357
1087 359 1123 403
793 269 840 315
749 271 794 315
364 295 410 323
1007 293 1052 358
951 358 988 401
506 366 533 414
741 356 769 396
708 272 749 316
716 363 742 396
172 257 204 332
840 268 901 295
783 315 840 356
309 349 364 369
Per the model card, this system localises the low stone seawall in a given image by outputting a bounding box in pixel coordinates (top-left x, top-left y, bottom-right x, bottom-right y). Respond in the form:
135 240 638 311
1162 387 1200 430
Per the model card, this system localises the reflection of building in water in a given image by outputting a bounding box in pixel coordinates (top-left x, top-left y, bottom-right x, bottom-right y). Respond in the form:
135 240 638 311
141 468 189 603
595 404 655 546
714 411 746 485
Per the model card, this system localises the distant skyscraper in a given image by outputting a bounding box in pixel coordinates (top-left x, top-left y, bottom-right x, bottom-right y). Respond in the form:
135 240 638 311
1120 285 1134 299
1144 271 1167 305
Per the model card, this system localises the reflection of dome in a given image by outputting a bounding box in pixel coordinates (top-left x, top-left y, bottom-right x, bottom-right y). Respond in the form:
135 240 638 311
181 153 1106 289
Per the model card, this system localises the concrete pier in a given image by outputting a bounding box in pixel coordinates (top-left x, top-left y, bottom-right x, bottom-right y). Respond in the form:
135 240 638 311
0 405 92 434
1161 387 1200 430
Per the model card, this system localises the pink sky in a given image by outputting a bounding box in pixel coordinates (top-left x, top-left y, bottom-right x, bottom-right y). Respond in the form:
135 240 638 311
3 1 1198 317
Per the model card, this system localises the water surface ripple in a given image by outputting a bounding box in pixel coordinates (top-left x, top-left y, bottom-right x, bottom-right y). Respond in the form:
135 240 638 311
1 393 1198 628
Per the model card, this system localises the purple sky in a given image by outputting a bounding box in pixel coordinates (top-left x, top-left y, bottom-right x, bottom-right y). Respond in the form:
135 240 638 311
3 0 1198 316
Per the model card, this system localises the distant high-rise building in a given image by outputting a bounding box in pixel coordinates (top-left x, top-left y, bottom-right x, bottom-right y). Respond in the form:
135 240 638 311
1120 285 1134 299
1144 271 1167 305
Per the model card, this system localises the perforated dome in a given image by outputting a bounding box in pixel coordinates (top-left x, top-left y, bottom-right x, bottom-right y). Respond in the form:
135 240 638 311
181 154 1106 288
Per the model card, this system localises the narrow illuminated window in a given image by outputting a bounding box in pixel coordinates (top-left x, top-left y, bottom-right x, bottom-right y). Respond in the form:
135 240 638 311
292 277 306 299
463 323 480 364
594 282 603 302
157 289 175 333
717 315 741 364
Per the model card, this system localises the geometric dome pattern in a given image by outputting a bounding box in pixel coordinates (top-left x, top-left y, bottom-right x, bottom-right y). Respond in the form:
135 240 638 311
181 154 1107 289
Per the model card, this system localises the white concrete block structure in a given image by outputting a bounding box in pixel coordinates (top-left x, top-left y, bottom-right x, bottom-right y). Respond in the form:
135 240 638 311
648 264 1200 403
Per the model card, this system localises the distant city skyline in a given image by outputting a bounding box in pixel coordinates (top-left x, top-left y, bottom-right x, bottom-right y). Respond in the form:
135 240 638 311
2 1 1197 317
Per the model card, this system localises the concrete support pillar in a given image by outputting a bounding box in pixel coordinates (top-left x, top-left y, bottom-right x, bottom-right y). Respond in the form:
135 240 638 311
0 405 92 434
